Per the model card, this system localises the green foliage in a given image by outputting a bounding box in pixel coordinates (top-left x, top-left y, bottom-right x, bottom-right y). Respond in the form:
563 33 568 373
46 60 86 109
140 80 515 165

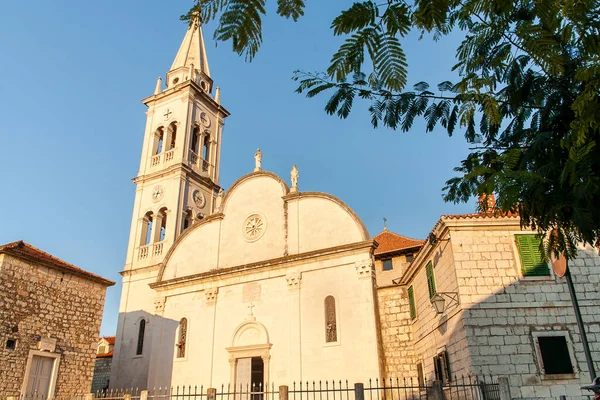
183 0 600 258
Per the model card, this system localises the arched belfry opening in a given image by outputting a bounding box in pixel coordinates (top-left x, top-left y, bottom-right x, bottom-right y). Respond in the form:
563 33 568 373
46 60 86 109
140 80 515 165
227 318 271 395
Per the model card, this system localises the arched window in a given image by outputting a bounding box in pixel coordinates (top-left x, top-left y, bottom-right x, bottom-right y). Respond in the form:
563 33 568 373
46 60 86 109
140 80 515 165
136 319 146 355
202 133 210 160
176 318 188 358
158 208 168 241
141 212 154 246
168 122 177 150
324 296 337 342
154 127 164 155
182 209 193 231
191 126 200 154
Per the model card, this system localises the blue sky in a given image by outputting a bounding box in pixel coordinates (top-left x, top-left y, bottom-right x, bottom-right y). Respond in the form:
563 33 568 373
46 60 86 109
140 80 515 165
0 0 474 335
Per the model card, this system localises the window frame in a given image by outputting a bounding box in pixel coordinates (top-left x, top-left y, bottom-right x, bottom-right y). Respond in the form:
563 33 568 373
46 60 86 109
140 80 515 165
433 349 452 385
175 317 189 361
323 295 340 346
135 319 146 357
514 233 551 278
407 285 417 320
382 259 393 271
426 261 436 299
532 331 578 379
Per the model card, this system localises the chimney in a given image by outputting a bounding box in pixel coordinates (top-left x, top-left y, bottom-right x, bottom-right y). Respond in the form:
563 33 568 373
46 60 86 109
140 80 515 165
478 193 496 213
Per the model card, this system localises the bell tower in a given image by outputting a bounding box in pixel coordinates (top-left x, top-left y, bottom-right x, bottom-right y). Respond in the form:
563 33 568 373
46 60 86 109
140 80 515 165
123 18 230 271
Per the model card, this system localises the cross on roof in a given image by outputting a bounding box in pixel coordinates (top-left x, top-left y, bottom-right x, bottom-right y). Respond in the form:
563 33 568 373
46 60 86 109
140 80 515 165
383 217 387 231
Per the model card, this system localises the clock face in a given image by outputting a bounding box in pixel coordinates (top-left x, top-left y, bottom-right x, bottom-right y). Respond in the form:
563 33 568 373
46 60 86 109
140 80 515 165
200 112 211 128
152 186 164 202
192 190 205 208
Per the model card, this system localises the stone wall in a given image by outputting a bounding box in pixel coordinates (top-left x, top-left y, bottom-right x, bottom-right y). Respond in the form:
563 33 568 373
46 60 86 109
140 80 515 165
449 223 600 399
376 286 416 378
91 357 113 393
0 253 108 396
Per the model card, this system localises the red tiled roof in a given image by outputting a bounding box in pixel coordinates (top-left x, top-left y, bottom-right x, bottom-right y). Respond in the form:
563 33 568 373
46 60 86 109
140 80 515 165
0 241 114 286
97 350 114 358
442 211 519 220
99 336 116 345
373 230 424 255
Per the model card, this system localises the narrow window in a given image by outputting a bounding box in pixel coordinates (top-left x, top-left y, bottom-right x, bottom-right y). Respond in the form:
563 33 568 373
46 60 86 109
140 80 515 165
324 296 337 342
136 320 146 355
202 134 210 160
426 261 436 299
182 210 193 231
406 253 414 263
416 362 424 387
154 128 164 155
168 123 177 150
537 336 574 374
191 126 200 154
382 259 393 271
408 286 417 320
515 234 550 277
159 213 167 241
141 212 154 246
176 318 188 358
433 350 451 384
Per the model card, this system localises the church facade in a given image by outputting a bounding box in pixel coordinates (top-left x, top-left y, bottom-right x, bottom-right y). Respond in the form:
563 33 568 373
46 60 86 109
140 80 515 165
110 20 600 399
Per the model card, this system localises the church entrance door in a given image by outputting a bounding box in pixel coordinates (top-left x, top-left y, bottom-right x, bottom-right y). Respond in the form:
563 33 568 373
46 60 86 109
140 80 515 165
236 357 264 400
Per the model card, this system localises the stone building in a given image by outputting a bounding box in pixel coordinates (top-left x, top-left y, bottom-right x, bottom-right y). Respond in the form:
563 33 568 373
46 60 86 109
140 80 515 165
109 17 600 399
0 241 114 398
91 336 115 394
384 207 600 399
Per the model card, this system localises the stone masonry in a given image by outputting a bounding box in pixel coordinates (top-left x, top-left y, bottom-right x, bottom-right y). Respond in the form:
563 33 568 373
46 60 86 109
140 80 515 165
0 243 113 397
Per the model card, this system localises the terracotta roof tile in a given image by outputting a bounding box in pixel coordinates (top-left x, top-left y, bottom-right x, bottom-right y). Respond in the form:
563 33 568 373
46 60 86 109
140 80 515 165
97 350 114 358
373 230 424 256
0 241 114 286
100 336 116 345
442 211 519 220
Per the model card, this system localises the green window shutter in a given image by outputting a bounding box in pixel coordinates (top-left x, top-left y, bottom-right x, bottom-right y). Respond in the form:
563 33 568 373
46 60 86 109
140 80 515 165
515 235 550 277
408 286 417 320
426 261 436 298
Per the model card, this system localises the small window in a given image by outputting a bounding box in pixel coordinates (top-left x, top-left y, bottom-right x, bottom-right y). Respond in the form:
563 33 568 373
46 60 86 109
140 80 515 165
324 296 337 343
406 253 414 263
515 234 550 276
426 261 436 299
433 350 451 384
5 339 16 351
416 362 424 386
537 336 574 374
136 319 146 356
382 259 393 271
98 345 107 354
408 286 417 320
176 318 188 358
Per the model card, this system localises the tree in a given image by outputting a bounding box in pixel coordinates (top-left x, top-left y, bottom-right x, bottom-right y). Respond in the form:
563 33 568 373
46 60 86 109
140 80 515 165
182 0 600 258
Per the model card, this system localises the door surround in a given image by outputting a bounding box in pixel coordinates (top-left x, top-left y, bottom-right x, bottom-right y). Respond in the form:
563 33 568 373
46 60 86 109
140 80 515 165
226 319 272 387
20 350 61 398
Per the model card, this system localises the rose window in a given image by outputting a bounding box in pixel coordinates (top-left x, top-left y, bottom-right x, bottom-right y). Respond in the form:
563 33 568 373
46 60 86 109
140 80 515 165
243 214 266 241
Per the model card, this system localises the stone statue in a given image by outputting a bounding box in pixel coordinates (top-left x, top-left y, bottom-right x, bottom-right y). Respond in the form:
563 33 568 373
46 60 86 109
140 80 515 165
254 148 262 171
215 188 224 212
290 164 299 192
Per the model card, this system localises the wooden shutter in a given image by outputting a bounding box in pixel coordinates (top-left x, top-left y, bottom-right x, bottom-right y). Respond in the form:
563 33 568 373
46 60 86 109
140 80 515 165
416 362 424 387
408 286 417 320
426 261 436 298
515 235 549 276
440 350 451 383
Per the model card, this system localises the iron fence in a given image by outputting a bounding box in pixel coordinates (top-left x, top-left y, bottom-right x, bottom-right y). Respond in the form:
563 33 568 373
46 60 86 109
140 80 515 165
4 376 502 400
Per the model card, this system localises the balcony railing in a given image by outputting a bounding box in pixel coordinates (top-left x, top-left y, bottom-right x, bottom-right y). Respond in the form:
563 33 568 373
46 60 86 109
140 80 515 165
188 150 212 176
150 154 161 167
138 242 165 260
164 149 175 163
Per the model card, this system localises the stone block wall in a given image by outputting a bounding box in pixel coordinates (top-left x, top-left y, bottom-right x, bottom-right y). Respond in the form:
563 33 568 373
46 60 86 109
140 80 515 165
376 286 416 378
91 357 113 393
449 224 600 399
0 254 108 396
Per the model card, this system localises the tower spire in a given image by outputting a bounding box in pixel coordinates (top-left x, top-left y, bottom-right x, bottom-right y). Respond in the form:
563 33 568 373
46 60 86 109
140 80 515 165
170 17 210 77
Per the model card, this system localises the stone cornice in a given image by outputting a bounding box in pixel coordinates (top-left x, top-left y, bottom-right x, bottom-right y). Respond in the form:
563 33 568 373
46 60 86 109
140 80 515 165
150 239 375 290
142 80 230 118
119 263 162 277
132 162 221 191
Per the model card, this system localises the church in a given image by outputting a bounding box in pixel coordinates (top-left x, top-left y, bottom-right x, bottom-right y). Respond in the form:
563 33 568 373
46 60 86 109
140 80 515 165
110 19 600 399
